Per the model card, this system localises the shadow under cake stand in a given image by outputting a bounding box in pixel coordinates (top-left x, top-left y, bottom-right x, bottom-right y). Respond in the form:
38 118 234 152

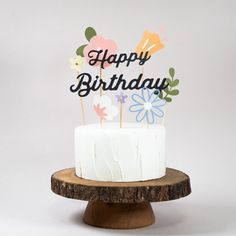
51 168 191 229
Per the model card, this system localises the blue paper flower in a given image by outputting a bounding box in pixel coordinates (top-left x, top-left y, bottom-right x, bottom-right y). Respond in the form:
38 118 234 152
129 88 166 124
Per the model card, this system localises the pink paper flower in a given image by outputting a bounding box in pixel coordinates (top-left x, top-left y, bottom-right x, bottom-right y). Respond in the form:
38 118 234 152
93 103 107 120
93 95 118 121
83 35 117 68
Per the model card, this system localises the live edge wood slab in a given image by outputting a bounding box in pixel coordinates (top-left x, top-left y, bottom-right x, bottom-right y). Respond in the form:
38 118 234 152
51 168 191 229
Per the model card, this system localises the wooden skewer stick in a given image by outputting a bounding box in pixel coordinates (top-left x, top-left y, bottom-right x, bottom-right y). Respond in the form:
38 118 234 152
141 65 144 82
80 97 85 125
141 65 147 128
100 117 103 127
99 66 103 127
99 66 103 97
78 72 86 125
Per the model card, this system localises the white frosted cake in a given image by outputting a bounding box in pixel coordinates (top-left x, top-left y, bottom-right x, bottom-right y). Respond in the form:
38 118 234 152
75 123 166 182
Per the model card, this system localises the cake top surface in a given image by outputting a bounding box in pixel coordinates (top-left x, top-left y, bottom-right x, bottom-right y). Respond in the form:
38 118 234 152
75 122 165 132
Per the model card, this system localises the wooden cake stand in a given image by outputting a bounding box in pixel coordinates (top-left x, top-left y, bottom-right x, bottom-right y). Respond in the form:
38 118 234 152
51 168 191 229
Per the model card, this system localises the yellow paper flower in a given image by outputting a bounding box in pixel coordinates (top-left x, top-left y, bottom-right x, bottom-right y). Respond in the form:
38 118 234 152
69 55 84 72
136 30 164 57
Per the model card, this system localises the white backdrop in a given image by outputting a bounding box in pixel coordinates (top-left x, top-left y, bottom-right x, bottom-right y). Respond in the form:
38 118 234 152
1 0 236 235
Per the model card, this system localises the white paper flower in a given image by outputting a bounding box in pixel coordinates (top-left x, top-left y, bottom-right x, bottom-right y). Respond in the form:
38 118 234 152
69 55 84 72
93 95 118 121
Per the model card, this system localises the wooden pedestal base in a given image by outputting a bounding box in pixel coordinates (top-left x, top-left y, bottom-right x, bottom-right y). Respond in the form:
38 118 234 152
51 168 191 229
83 200 155 229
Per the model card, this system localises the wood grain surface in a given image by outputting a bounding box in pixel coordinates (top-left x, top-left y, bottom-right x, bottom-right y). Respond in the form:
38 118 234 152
51 168 191 203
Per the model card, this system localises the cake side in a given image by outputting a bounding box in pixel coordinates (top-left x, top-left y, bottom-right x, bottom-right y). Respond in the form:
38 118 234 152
75 123 166 182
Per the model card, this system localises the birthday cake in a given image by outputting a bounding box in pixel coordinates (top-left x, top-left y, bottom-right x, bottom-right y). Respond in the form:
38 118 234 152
75 123 166 182
70 27 179 182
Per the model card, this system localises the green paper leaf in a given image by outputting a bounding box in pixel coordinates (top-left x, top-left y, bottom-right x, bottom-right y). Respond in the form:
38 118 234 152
163 88 169 94
168 89 179 96
166 78 172 87
85 27 97 41
165 97 172 102
169 67 175 78
172 79 179 87
159 90 163 99
76 44 87 57
164 87 170 94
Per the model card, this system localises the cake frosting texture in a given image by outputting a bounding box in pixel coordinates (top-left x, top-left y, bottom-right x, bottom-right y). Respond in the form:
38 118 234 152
75 123 166 182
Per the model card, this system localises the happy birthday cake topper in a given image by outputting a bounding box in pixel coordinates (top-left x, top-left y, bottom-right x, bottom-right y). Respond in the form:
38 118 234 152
69 27 180 126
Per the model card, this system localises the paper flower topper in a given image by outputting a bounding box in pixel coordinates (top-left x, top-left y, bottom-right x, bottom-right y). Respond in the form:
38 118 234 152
75 27 117 68
84 35 117 68
93 95 118 121
136 30 164 57
116 92 128 104
69 55 84 72
129 88 166 124
69 27 180 127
